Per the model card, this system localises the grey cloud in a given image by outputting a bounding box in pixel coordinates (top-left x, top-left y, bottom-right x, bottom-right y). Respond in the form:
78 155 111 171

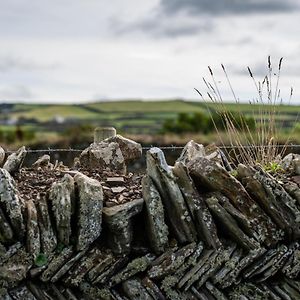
0 85 34 100
0 56 60 72
161 0 298 16
112 7 214 38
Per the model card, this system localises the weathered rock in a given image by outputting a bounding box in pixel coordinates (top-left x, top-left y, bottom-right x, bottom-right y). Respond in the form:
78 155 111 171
223 247 266 288
25 200 40 259
284 180 300 206
3 146 26 174
205 281 229 300
142 277 166 300
0 247 32 287
0 168 25 239
0 207 14 243
0 146 5 167
194 245 236 290
110 253 156 286
122 278 153 300
105 134 142 162
79 282 114 300
142 175 169 254
243 245 290 281
146 148 197 244
177 140 206 166
50 248 88 282
8 285 37 300
212 247 244 286
94 126 117 143
148 243 196 280
173 162 220 249
186 156 279 246
40 246 74 282
282 244 300 279
80 141 126 174
238 164 300 241
103 198 144 254
36 193 57 255
48 174 74 245
205 194 259 251
87 251 116 282
92 256 129 285
281 153 300 174
64 248 103 287
32 155 53 170
74 172 103 251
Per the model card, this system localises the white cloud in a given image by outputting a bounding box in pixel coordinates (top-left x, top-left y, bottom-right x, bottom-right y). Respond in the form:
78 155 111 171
0 0 299 103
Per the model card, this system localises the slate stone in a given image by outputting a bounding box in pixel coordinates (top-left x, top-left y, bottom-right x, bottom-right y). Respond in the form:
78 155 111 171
36 193 57 255
74 172 103 251
238 164 300 241
48 174 74 245
142 175 169 254
186 156 279 247
173 162 220 249
0 168 25 239
3 146 26 174
0 146 5 167
146 147 197 243
25 200 40 259
103 198 144 254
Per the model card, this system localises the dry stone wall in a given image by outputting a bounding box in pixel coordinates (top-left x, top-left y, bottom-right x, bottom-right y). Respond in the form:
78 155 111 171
1 137 300 299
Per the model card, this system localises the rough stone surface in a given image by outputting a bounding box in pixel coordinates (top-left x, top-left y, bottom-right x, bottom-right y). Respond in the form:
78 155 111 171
35 193 57 255
186 156 279 247
32 155 53 170
105 134 142 162
3 146 27 174
48 174 74 245
25 200 40 259
147 147 197 244
142 175 169 254
173 162 220 249
79 134 142 175
3 143 300 299
0 168 25 240
80 141 126 174
0 146 5 167
74 172 103 251
103 198 144 254
238 164 300 241
177 140 205 166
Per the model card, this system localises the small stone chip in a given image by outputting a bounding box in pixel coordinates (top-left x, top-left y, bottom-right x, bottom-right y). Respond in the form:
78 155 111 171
111 186 126 193
106 177 125 186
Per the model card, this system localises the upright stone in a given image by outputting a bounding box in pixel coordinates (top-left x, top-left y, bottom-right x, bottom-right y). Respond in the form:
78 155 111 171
48 174 74 245
103 198 144 254
94 127 116 143
0 169 24 239
173 162 220 249
25 200 40 259
186 156 279 247
146 148 197 244
142 175 169 254
237 164 300 241
0 146 5 167
74 173 103 251
36 193 57 255
177 140 205 166
3 146 26 174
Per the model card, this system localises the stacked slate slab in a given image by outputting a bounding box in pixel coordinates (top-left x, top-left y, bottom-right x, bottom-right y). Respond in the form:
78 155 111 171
1 140 300 299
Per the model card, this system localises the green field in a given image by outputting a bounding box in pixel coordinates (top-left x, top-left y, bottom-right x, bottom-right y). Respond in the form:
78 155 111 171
1 100 300 144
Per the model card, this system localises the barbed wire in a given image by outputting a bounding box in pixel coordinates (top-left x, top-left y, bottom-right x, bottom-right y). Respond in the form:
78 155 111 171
4 144 300 154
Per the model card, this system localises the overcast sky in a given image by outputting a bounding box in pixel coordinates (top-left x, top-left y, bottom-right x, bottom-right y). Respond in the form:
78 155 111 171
0 0 300 103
